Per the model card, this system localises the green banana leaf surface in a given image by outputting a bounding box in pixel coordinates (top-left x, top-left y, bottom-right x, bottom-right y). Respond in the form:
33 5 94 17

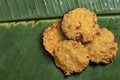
0 0 120 80
0 0 120 21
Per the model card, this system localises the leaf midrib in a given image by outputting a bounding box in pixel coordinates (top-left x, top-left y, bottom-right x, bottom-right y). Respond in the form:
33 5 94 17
0 14 120 23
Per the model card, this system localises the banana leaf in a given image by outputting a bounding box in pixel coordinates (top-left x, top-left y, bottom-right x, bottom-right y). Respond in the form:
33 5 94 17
0 0 120 80
0 0 120 21
0 16 120 80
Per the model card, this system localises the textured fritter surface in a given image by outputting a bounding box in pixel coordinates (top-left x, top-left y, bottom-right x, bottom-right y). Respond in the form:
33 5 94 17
43 22 66 56
53 40 89 75
62 8 100 43
85 28 118 64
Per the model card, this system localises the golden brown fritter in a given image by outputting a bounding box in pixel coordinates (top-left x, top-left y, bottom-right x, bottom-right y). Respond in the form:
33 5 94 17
85 28 118 64
53 40 89 75
62 8 100 43
43 22 67 56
